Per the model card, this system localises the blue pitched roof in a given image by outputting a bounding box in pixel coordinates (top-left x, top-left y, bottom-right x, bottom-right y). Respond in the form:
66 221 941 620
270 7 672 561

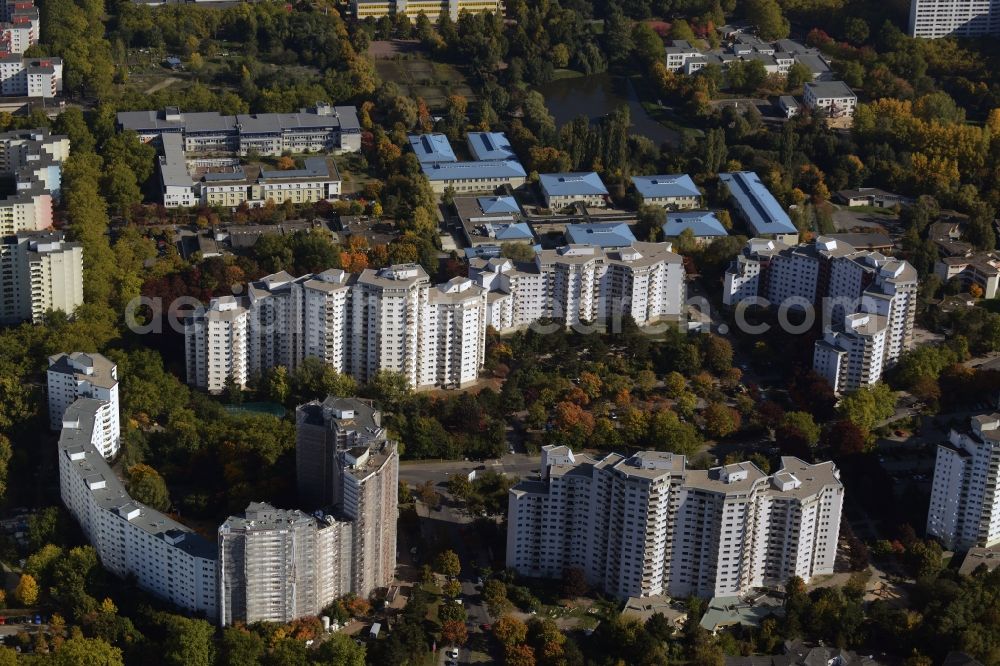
422 160 527 181
539 172 608 197
486 222 533 241
467 132 517 161
662 211 728 238
564 223 636 248
719 172 797 236
408 133 457 164
477 195 520 215
632 174 700 200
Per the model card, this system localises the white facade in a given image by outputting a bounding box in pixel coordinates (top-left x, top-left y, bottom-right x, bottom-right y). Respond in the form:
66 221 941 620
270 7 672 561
909 0 1000 37
508 447 843 599
0 231 83 324
813 312 888 394
184 296 249 394
469 241 686 332
0 128 68 234
927 413 1000 550
218 503 353 626
59 399 218 620
422 278 488 389
0 55 61 97
802 81 857 118
47 352 120 459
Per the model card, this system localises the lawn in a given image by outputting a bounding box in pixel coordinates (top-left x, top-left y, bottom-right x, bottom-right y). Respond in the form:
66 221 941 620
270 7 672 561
374 56 476 111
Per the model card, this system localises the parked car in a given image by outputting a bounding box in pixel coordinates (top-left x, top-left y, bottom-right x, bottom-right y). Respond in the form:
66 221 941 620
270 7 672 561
447 648 459 658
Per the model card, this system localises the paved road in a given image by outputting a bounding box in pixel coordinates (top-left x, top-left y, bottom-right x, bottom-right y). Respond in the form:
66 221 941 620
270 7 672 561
399 453 539 490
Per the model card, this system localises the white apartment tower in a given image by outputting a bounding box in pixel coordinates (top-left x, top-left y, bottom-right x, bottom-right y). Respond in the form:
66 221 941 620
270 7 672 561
813 312 888 394
909 0 1000 37
0 230 82 324
508 446 843 600
184 296 249 394
351 264 429 387
423 277 488 389
47 352 120 459
218 502 353 626
927 413 1000 551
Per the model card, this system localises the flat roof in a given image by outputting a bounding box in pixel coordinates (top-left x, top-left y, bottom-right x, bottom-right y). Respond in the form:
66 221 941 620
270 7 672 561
805 80 855 99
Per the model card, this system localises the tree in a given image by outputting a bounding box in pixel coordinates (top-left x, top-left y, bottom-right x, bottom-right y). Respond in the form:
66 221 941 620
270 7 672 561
746 0 790 40
125 464 170 511
494 615 528 647
276 156 296 170
703 403 740 438
779 412 821 447
14 573 38 606
632 22 665 66
442 619 468 647
561 567 588 598
836 383 896 433
604 8 633 65
483 579 511 616
786 62 813 90
219 627 264 666
157 613 215 666
443 578 462 598
701 334 733 375
506 643 536 666
49 637 123 666
313 633 366 666
435 550 461 579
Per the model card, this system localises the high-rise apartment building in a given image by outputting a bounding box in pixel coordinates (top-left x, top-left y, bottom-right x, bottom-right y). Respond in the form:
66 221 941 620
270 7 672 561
508 446 843 600
184 296 250 394
58 398 218 619
0 230 82 324
469 241 686 332
723 236 917 393
218 502 353 626
294 397 398 598
909 0 1000 37
0 128 68 235
47 352 120 459
927 413 1000 551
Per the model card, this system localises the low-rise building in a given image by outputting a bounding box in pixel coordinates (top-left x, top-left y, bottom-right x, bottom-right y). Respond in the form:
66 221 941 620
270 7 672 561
632 174 701 209
777 95 800 118
662 211 728 245
409 132 527 196
719 172 798 243
47 353 120 459
539 172 608 209
835 187 911 209
564 222 636 248
803 81 857 118
455 194 532 248
352 0 504 20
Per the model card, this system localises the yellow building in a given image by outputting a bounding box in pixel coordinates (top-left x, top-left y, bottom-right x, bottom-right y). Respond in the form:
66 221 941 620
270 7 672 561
198 158 342 209
353 0 503 20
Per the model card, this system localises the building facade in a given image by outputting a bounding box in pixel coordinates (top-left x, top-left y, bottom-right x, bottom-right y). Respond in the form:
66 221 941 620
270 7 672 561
352 0 504 20
294 397 398 598
927 413 1000 551
469 241 686 332
539 172 609 209
802 81 857 118
47 352 120 459
909 0 1000 37
0 54 60 97
0 230 83 324
632 174 702 209
184 296 250 394
218 502 353 626
59 399 219 620
507 446 844 600
0 128 69 235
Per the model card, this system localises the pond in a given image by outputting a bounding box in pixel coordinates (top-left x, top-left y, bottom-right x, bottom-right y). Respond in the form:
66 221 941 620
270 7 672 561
538 72 680 147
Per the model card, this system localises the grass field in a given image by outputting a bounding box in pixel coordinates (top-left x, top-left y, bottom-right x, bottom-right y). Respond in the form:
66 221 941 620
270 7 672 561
374 56 475 111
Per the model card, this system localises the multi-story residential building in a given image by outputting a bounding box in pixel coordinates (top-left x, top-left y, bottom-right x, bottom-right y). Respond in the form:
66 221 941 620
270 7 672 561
47 353 120 459
632 174 702 209
813 312 888 394
538 172 609 209
218 502 353 626
0 0 39 56
927 413 1000 550
507 446 843 600
0 128 69 234
723 236 918 392
0 54 60 97
719 172 799 244
909 0 1000 37
802 81 857 119
295 397 398 598
422 277 488 388
662 37 831 80
408 132 527 195
117 104 362 156
352 0 504 20
469 241 686 331
0 230 83 324
351 264 430 387
184 296 250 394
59 398 218 619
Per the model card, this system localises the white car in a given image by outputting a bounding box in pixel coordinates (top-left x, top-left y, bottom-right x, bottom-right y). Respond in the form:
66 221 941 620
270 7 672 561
447 648 460 659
